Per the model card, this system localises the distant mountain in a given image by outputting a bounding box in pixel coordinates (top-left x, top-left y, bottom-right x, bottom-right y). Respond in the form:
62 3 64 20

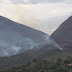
51 16 72 49
0 16 48 56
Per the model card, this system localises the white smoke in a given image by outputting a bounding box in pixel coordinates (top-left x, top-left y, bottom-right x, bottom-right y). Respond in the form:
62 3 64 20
41 35 63 50
0 38 37 57
0 34 63 57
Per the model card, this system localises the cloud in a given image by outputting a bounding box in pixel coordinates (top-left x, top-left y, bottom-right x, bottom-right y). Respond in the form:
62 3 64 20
27 0 64 4
23 3 72 34
10 0 25 4
10 0 62 4
0 0 72 35
10 0 72 4
0 0 38 25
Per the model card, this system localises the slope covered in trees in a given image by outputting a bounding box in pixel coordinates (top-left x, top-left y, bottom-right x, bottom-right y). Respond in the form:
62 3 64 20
1 57 72 72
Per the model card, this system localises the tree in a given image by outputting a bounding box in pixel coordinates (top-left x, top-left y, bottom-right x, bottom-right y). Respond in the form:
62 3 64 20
64 60 70 67
56 58 63 66
27 60 30 66
32 59 38 63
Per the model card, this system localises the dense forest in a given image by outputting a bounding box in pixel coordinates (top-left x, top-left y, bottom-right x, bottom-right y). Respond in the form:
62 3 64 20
1 57 72 72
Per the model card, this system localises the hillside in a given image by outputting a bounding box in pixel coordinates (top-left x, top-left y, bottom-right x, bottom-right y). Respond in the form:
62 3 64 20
0 45 71 70
0 16 48 56
0 16 72 70
51 16 72 49
1 56 72 72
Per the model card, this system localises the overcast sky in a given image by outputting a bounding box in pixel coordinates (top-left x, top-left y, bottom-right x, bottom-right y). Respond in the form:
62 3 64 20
0 0 72 34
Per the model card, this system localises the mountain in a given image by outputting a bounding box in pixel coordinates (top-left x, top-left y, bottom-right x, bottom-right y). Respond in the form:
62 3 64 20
51 16 72 49
0 16 48 56
0 46 69 70
1 56 71 72
0 16 72 70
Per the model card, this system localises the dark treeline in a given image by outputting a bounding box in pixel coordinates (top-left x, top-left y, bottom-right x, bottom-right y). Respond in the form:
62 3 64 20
1 57 72 72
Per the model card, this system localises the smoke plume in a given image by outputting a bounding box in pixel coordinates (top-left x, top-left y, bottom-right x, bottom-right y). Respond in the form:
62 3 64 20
0 38 37 57
0 34 63 57
41 35 63 50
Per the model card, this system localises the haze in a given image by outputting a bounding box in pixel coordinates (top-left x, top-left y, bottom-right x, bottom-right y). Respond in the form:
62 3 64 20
0 0 72 34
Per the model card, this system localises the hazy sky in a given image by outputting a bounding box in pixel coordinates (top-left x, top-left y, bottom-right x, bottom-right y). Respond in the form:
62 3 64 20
0 0 72 35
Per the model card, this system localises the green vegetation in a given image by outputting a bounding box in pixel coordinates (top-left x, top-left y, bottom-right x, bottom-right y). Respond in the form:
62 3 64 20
1 57 72 72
